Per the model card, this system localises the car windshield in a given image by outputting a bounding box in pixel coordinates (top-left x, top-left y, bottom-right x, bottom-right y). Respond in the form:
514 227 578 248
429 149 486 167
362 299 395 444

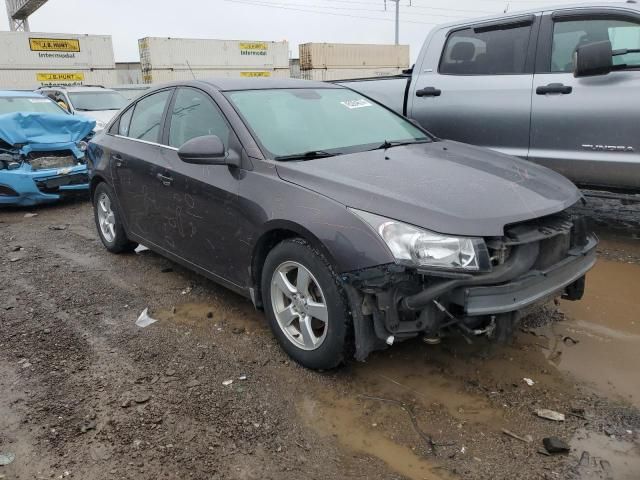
226 88 430 158
0 96 66 115
68 91 127 111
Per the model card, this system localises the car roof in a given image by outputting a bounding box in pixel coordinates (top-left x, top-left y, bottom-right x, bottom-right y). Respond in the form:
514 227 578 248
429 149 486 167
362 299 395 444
0 90 47 98
434 1 640 29
195 77 338 91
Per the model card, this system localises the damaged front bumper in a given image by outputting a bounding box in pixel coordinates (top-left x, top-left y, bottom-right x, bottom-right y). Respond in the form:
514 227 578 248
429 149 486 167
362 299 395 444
343 212 598 361
0 163 89 207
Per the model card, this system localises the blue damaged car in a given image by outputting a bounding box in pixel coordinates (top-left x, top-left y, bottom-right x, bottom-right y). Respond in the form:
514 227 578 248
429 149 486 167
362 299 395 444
0 91 96 207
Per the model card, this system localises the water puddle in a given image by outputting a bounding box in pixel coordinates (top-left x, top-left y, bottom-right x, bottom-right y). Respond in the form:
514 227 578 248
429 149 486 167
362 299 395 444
153 302 267 333
555 259 640 407
300 393 454 480
569 430 640 480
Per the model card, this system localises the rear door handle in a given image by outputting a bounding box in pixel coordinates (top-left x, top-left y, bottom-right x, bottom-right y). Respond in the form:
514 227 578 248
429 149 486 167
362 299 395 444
111 154 125 168
156 173 173 186
536 83 573 95
416 87 442 97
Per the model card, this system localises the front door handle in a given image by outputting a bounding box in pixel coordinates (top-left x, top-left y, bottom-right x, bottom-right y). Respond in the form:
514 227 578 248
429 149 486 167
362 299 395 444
536 83 573 95
156 173 173 186
112 154 125 168
416 87 442 97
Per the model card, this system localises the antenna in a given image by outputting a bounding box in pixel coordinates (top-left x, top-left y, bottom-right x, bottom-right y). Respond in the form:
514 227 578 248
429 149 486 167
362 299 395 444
186 60 196 80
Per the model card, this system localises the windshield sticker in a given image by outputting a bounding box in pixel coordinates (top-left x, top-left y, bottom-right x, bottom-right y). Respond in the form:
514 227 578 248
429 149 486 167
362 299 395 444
340 99 373 109
28 98 51 103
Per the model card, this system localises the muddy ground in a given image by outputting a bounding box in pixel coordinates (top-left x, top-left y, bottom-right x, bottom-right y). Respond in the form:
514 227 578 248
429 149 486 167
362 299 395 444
1 196 639 480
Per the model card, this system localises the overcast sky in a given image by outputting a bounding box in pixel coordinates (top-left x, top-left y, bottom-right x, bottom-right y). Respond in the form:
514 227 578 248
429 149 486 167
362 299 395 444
1 0 611 62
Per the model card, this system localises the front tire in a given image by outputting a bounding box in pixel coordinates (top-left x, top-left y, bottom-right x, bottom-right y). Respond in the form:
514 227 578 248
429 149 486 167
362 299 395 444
261 238 351 370
93 182 137 253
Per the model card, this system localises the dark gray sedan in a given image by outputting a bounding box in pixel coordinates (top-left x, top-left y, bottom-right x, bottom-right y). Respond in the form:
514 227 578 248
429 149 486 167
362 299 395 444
87 78 597 369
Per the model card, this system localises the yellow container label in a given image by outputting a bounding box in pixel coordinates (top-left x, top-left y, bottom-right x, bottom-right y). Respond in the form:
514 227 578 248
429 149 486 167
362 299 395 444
36 72 85 82
240 71 272 77
239 42 268 51
30 38 81 52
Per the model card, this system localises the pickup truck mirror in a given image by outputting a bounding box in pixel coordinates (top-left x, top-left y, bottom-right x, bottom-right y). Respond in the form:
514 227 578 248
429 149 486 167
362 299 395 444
178 135 227 165
573 40 613 78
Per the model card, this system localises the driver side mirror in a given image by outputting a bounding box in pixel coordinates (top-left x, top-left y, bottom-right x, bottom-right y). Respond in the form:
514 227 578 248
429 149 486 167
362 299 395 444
573 40 613 78
178 135 227 165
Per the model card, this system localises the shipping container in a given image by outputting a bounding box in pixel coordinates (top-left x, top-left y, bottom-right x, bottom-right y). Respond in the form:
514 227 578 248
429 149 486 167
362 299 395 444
138 37 289 74
289 58 301 79
0 69 119 90
299 43 409 70
300 67 404 82
0 31 115 70
141 68 290 84
116 62 143 84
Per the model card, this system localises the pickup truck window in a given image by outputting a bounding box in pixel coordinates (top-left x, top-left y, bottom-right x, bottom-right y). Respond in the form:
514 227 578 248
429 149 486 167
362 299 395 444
552 18 640 72
226 88 429 158
439 23 532 75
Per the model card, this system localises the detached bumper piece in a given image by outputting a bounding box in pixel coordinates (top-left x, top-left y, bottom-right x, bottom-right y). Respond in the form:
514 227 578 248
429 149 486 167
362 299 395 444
458 240 596 316
344 210 598 361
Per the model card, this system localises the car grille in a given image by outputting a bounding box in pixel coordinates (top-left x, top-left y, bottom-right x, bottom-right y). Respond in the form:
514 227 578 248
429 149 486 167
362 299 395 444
35 173 88 194
488 210 584 270
28 151 78 171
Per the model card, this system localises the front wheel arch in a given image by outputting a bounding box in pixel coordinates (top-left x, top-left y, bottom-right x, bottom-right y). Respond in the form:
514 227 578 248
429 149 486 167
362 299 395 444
251 222 340 308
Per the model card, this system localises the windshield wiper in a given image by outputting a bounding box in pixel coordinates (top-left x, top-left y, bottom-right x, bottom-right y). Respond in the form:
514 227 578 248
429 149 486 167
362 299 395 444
274 150 337 161
371 139 431 151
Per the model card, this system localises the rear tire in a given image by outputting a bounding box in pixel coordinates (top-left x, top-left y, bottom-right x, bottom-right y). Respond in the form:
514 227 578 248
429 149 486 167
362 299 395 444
93 182 137 253
261 238 351 370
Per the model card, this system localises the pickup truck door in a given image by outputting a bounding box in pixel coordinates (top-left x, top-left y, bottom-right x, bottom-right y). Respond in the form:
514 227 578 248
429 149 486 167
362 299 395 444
408 15 539 159
529 9 640 190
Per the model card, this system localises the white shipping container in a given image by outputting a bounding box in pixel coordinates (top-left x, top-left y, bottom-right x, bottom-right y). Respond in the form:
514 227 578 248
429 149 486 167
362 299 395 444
0 68 119 90
116 62 143 84
142 68 290 84
139 37 289 72
299 43 409 70
0 31 115 70
300 67 404 82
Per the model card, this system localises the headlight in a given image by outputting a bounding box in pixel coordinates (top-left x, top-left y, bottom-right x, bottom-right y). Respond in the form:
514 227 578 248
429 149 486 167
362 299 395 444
94 121 106 131
350 209 489 271
76 141 88 152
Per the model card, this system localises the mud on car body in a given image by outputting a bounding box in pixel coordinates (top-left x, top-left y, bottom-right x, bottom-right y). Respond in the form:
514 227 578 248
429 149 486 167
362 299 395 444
87 79 597 369
0 91 96 207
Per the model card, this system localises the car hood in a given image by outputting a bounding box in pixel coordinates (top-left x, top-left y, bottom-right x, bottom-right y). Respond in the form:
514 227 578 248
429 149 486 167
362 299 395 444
0 112 95 157
76 110 118 126
275 140 581 237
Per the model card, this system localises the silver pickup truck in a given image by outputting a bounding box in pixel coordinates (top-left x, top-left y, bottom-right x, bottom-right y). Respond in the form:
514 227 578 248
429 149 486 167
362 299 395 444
338 2 640 192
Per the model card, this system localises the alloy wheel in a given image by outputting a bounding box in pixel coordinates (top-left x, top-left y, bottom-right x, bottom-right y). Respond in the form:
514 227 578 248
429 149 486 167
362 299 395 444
270 261 329 351
97 192 116 243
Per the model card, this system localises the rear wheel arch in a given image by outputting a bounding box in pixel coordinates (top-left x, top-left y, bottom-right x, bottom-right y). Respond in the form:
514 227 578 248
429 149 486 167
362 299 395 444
251 222 340 308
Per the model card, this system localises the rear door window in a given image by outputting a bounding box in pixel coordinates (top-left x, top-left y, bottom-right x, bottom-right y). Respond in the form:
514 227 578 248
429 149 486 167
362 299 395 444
551 18 640 72
127 90 171 143
168 88 230 149
440 22 533 75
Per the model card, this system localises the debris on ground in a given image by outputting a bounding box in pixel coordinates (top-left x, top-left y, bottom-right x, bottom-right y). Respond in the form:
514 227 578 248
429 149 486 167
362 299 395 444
222 379 234 386
501 429 533 443
238 375 247 381
0 452 15 466
542 437 570 454
135 308 158 328
48 225 67 231
536 409 565 422
523 378 535 386
23 213 38 218
232 327 245 334
135 394 151 404
80 420 97 433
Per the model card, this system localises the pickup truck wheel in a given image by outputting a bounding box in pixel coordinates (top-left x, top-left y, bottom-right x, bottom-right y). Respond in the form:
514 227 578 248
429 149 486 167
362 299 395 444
93 182 137 253
262 239 351 370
